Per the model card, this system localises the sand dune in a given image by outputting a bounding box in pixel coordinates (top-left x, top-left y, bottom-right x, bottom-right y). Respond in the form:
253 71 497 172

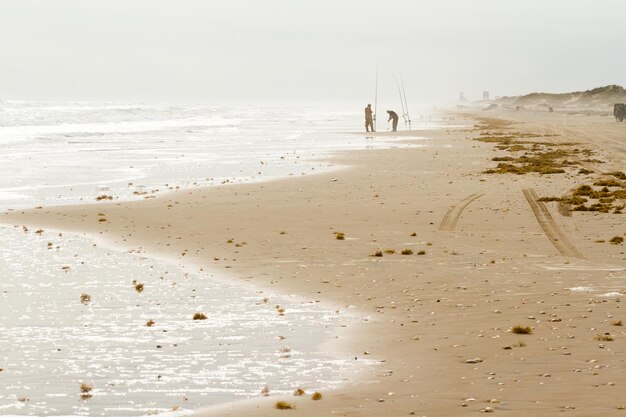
495 85 626 111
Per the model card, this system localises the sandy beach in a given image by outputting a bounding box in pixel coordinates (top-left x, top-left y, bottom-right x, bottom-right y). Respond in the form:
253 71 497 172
3 109 625 416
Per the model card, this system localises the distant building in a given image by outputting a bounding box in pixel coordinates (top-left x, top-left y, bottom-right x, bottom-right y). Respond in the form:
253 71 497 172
483 91 490 100
459 92 468 102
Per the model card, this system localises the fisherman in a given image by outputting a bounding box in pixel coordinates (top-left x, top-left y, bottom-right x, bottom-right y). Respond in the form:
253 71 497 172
387 110 399 132
365 104 375 132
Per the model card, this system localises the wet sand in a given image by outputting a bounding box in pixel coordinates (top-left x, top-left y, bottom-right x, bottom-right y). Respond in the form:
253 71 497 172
3 110 625 416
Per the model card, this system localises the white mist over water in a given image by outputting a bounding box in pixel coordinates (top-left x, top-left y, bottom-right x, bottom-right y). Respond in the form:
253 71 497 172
0 101 436 415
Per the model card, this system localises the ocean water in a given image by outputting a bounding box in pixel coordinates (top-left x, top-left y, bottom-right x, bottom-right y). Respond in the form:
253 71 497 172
0 101 431 209
0 226 362 416
0 101 434 416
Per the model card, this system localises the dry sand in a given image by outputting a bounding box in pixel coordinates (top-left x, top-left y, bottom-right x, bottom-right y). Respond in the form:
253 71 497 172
2 109 625 416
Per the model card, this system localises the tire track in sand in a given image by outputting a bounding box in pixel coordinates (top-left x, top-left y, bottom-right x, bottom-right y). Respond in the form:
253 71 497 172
439 192 485 231
523 188 584 258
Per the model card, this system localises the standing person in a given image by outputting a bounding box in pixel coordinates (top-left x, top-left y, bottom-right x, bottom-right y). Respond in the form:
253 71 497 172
387 110 399 131
364 104 375 132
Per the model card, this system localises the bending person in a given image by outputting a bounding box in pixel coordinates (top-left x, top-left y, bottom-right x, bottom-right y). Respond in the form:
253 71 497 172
387 110 399 131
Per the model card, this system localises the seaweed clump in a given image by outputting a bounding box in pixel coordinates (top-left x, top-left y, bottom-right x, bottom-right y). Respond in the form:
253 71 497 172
274 401 295 410
569 183 626 213
594 333 614 342
542 179 626 214
484 149 578 175
193 312 208 320
511 325 533 334
80 383 93 400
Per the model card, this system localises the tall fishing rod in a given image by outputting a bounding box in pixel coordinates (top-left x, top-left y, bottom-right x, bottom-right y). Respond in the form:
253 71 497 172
399 71 411 130
374 68 378 131
393 75 407 130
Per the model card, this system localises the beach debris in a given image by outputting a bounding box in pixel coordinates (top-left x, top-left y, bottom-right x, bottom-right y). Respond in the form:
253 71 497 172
61 266 71 272
132 281 144 293
311 392 322 400
193 312 207 320
410 232 417 236
401 249 414 255
384 249 396 254
594 333 614 342
35 229 44 235
511 325 533 334
80 293 91 304
274 401 295 409
481 406 495 413
95 195 113 201
371 251 383 257
334 231 345 240
610 236 624 245
464 358 483 364
261 385 270 396
293 388 305 396
612 320 623 326
545 183 626 214
146 319 155 327
417 250 426 255
18 397 29 402
80 383 93 400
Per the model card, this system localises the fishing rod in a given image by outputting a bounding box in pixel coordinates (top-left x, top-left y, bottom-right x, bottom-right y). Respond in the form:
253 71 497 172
374 68 378 131
393 75 407 130
399 71 411 130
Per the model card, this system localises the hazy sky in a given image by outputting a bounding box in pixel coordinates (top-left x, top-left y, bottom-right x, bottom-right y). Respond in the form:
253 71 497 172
1 0 624 104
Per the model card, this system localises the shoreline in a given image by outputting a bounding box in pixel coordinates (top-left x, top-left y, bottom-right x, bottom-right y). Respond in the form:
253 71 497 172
2 110 625 416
